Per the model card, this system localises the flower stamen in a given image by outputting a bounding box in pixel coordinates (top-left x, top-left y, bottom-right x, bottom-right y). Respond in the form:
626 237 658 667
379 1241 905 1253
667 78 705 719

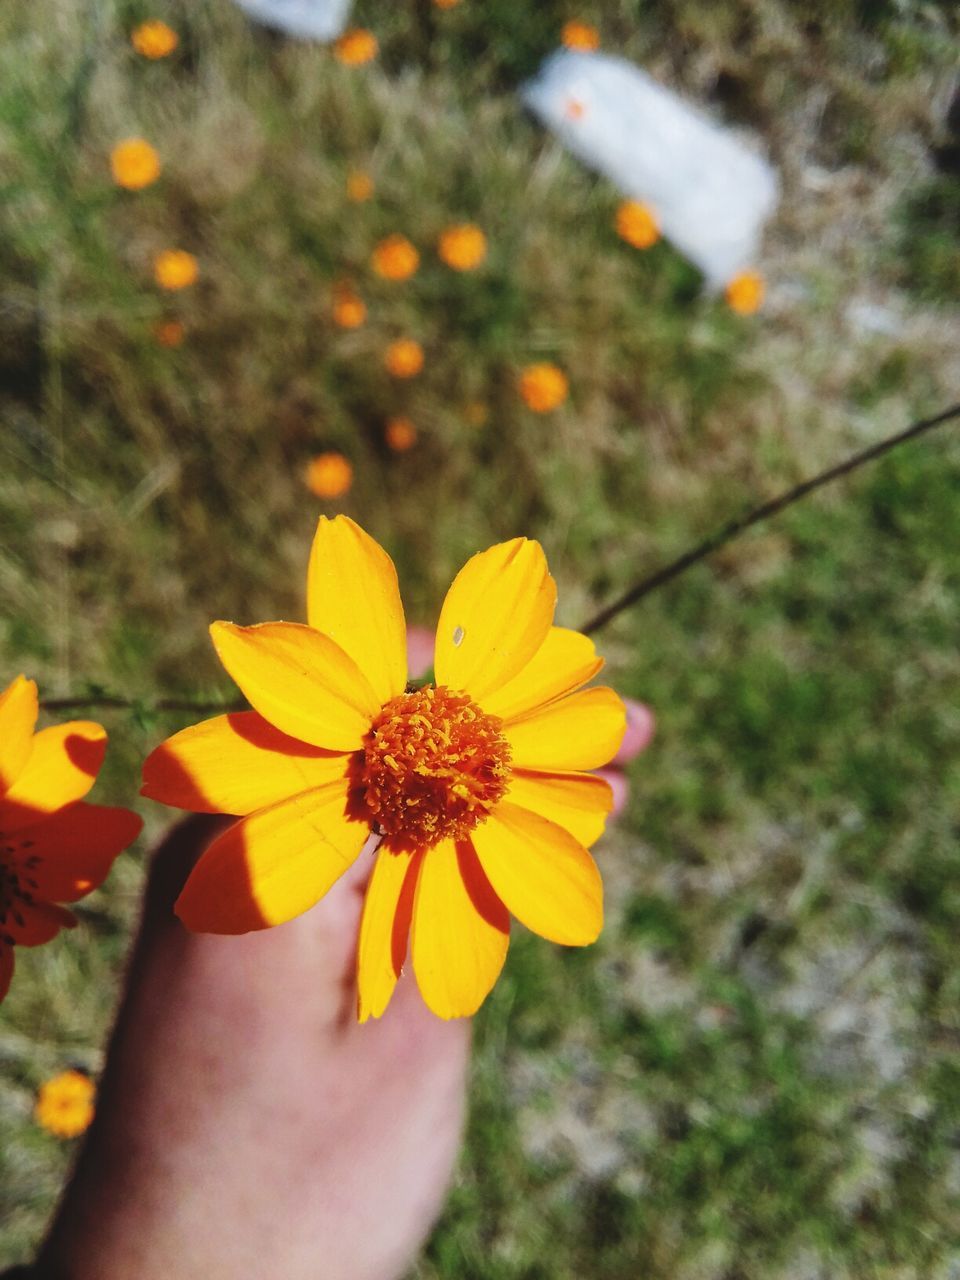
361 686 511 849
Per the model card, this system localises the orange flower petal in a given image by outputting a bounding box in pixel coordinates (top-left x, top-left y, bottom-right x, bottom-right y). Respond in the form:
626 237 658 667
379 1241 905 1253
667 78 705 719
13 803 143 903
0 675 38 794
480 626 602 722
411 839 509 1019
506 769 613 848
5 900 77 947
306 516 408 705
357 846 422 1022
175 782 369 933
141 711 352 815
433 539 556 701
504 686 625 771
471 802 602 945
2 722 106 830
209 621 381 752
0 944 12 1002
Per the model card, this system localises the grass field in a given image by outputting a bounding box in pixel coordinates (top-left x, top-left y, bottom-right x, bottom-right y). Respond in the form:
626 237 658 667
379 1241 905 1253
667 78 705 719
1 1 959 1274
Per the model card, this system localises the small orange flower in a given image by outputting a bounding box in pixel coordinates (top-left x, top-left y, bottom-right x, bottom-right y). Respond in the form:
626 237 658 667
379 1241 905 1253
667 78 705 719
305 452 353 499
725 270 765 315
437 224 487 272
153 318 185 348
0 675 142 1006
154 250 198 291
334 28 378 66
35 1070 96 1139
464 400 489 427
110 138 161 191
142 517 625 1021
384 338 424 379
131 19 179 59
561 20 600 51
332 284 367 329
385 417 418 451
434 0 461 8
346 170 374 202
616 200 660 250
519 363 569 413
371 234 420 282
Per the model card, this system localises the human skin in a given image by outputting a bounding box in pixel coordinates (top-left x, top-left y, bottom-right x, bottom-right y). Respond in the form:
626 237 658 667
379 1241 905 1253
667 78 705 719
36 816 470 1280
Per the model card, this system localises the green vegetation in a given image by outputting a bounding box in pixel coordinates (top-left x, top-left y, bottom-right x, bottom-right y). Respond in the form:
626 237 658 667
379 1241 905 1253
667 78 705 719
1 1 958 1275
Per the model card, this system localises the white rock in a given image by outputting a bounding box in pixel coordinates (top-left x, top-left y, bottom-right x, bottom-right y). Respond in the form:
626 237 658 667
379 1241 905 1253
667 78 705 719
522 50 779 288
232 0 352 40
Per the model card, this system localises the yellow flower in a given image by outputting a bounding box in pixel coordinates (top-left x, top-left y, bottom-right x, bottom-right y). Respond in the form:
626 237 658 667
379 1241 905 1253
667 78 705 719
142 518 625 1021
304 453 353 499
35 1070 96 1139
561 20 600 51
437 223 487 272
110 138 161 191
153 250 198 291
615 199 660 250
0 675 142 1006
346 170 374 202
153 318 185 348
385 416 417 451
332 284 367 329
384 338 424 378
334 28 378 66
519 363 569 413
725 269 765 315
371 234 419 282
131 19 178 58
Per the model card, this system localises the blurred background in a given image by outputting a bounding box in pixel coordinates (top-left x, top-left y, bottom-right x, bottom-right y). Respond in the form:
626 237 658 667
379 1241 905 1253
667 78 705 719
1 1 959 1275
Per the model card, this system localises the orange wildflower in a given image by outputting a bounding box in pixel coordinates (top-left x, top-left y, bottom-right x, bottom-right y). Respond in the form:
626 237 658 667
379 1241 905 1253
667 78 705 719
519 363 569 413
131 19 179 59
110 138 161 191
153 250 198 291
616 199 660 250
334 28 378 66
35 1070 96 1139
346 170 374 202
153 318 185 348
332 284 367 329
385 417 417 451
305 453 353 499
371 234 419 282
0 675 142 1006
142 518 625 1021
437 224 487 272
434 0 461 8
384 338 424 379
561 20 600 51
725 269 765 315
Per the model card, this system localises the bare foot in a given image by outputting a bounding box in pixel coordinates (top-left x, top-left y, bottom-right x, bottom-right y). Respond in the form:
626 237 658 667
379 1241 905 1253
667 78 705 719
37 817 470 1280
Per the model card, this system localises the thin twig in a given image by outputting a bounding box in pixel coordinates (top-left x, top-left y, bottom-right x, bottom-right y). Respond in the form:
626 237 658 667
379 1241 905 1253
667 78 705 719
580 402 960 636
40 697 244 714
37 401 960 713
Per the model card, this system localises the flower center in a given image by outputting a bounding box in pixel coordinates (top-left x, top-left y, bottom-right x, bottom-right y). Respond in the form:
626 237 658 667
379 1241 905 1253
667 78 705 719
0 836 38 945
361 685 511 849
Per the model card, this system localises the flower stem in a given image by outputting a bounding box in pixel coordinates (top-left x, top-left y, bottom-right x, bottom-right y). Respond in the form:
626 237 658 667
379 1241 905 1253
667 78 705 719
38 402 960 712
580 401 960 636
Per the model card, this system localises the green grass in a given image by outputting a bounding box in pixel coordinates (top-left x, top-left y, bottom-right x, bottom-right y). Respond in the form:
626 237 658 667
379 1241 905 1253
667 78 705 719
2 0 960 1275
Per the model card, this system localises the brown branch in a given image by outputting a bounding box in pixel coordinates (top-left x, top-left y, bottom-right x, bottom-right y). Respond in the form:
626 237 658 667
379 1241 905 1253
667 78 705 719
580 402 960 636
